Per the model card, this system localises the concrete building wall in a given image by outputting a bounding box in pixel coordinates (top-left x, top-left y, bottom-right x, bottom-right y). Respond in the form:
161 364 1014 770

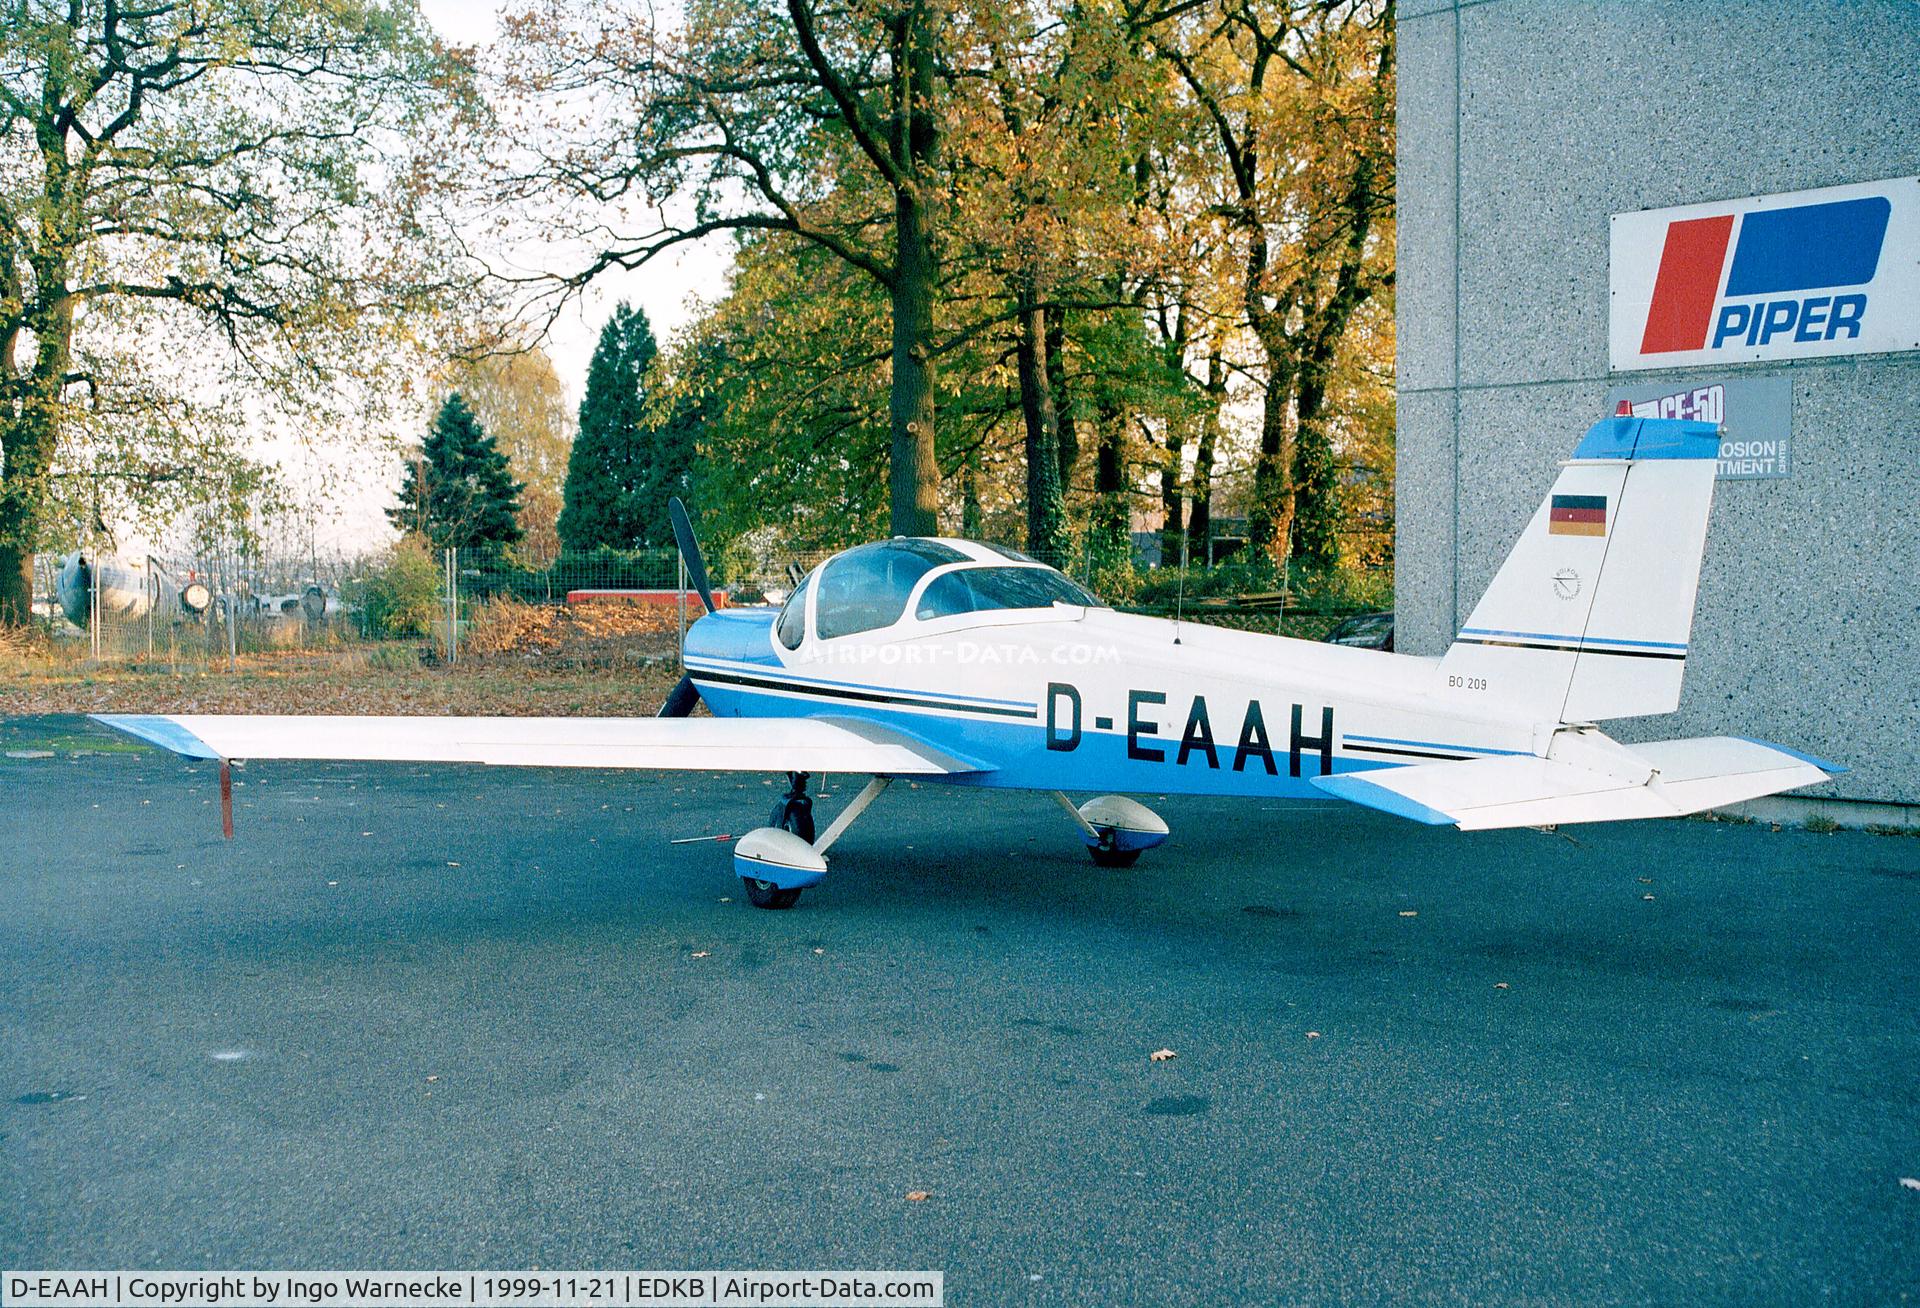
1396 0 1920 804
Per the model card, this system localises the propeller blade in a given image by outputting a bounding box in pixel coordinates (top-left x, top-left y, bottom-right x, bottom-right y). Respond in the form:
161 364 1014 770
668 496 716 615
658 674 701 718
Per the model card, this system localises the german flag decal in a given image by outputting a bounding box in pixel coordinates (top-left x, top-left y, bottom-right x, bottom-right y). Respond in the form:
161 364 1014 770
1549 494 1607 537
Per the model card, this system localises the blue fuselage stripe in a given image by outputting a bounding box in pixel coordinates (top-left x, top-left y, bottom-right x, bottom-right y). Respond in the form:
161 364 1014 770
1343 734 1531 758
685 657 1036 709
1458 627 1687 651
695 681 1396 797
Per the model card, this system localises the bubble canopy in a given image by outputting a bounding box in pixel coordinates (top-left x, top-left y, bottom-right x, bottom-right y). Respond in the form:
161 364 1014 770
776 539 1101 645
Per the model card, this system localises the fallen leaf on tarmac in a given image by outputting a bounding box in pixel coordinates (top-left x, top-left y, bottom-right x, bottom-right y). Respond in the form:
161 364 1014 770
813 948 826 955
1643 894 1656 902
1398 910 1418 918
1150 1049 1177 1062
1307 1031 1321 1039
905 1191 931 1202
446 861 461 867
690 951 711 959
1638 877 1653 884
426 1075 439 1083
1899 1177 1920 1192
1494 982 1510 990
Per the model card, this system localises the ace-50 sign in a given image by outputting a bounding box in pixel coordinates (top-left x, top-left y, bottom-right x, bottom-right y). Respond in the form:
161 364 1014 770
1611 177 1920 371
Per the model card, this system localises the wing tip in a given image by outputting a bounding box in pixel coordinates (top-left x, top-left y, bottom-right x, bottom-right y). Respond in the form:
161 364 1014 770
91 714 220 760
1311 772 1458 826
1734 736 1846 777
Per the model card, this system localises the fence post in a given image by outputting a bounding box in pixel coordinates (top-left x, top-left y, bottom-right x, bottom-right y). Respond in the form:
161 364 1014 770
89 556 100 661
444 546 458 666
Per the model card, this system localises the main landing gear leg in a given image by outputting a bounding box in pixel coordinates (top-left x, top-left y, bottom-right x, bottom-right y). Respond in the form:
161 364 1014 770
771 771 816 842
737 776 892 910
1053 792 1170 869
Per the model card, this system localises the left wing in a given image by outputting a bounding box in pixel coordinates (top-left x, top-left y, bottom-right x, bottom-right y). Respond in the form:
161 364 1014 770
92 714 985 775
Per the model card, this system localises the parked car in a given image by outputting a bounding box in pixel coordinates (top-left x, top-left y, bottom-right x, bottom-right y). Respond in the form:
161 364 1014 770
1322 610 1393 651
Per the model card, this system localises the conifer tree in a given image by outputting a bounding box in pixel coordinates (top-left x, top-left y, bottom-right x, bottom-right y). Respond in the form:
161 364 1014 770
558 303 665 550
390 393 525 555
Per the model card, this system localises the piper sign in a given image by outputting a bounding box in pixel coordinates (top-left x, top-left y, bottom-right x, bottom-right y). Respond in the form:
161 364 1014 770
1611 177 1920 371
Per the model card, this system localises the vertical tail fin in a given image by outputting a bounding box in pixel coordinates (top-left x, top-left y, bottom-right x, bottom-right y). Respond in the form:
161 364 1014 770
1436 417 1721 723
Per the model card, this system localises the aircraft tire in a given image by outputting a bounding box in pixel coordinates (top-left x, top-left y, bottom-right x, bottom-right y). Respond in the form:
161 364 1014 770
742 876 803 910
1089 844 1142 869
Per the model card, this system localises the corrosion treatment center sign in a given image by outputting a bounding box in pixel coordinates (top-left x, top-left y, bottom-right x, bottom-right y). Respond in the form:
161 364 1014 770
1610 176 1920 371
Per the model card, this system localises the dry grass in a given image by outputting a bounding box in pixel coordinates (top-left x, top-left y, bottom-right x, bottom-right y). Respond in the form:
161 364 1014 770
0 655 687 717
1 599 690 717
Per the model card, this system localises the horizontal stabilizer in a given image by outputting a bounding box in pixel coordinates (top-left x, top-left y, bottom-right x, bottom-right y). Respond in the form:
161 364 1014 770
1312 734 1838 831
92 714 986 776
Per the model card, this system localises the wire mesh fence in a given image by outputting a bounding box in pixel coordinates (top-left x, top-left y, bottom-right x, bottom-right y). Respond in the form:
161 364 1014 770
29 535 1392 672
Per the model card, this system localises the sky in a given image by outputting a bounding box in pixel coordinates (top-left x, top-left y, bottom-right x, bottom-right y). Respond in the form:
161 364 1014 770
418 0 728 401
275 0 733 557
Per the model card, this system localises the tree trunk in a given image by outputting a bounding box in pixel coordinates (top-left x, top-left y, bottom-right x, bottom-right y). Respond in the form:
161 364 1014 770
1089 401 1130 582
886 10 941 537
1045 304 1077 488
0 277 74 627
0 539 33 625
0 414 56 624
1158 424 1185 569
1290 354 1339 567
1187 349 1224 565
889 193 941 537
1246 354 1295 568
1014 278 1066 560
961 447 984 538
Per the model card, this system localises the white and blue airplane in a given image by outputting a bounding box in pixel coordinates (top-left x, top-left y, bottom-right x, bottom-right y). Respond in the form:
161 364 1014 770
97 416 1840 909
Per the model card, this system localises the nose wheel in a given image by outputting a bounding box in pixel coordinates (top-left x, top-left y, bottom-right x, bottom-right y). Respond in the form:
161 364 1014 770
742 876 803 910
733 774 890 910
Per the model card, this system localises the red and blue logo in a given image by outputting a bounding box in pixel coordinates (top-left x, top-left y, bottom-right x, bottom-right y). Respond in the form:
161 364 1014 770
1639 197 1891 354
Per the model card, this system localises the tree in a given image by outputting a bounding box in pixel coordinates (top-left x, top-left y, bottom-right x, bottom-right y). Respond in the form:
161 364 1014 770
448 347 573 555
670 233 898 549
0 0 481 624
390 393 525 554
1153 0 1395 566
496 0 959 536
556 302 678 550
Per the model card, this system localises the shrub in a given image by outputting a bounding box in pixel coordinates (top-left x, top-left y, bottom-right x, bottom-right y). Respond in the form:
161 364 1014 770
463 595 555 655
351 536 442 639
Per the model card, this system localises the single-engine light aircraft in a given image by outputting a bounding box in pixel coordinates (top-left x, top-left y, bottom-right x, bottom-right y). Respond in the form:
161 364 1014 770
97 417 1840 909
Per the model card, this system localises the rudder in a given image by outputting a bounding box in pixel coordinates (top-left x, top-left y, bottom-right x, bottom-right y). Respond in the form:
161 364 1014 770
1436 417 1721 723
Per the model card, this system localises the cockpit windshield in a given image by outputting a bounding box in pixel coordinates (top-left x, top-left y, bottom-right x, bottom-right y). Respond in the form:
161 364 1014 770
775 569 813 649
914 566 1100 621
814 540 968 639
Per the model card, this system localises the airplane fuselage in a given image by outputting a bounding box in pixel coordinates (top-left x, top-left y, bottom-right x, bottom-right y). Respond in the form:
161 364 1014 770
686 605 1540 798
